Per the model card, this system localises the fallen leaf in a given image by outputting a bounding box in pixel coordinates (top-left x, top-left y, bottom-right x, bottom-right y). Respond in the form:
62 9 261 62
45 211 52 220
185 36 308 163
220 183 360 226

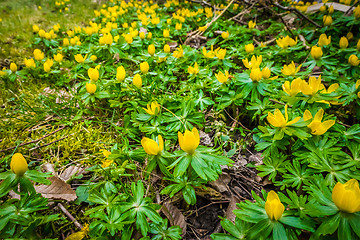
224 196 240 223
35 176 77 201
60 165 86 182
161 201 187 235
307 3 352 14
209 172 231 193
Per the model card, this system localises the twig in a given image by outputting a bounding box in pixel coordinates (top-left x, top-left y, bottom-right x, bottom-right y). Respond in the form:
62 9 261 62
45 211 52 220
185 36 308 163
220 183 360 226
344 1 359 15
29 133 75 151
337 121 351 128
269 98 289 107
58 203 82 230
223 109 250 131
0 126 67 152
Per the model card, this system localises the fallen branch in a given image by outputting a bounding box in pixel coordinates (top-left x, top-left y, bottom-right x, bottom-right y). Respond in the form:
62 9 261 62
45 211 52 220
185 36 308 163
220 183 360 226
58 203 82 230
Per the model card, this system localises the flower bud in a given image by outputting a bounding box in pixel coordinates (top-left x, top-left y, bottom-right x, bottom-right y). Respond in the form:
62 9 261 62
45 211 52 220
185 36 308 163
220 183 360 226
349 55 360 66
133 74 142 87
148 44 155 55
318 33 331 47
10 63 17 73
163 29 170 38
139 32 145 39
250 68 262 82
117 66 126 81
245 43 254 53
141 135 164 155
178 128 200 154
88 67 99 81
34 49 45 61
140 62 149 74
328 5 334 14
262 67 271 79
221 31 229 39
310 46 323 60
323 15 332 26
86 82 96 94
164 44 170 53
339 36 348 49
332 179 360 213
265 191 285 221
10 153 28 176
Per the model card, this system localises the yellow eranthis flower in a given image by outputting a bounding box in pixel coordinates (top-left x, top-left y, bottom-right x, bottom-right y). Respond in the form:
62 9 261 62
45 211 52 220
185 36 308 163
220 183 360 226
281 61 301 76
63 38 70 46
24 58 36 68
10 153 28 177
125 34 133 44
242 55 262 69
117 66 126 81
140 62 150 74
198 25 207 32
349 55 360 66
139 32 146 39
33 25 40 32
301 76 324 96
245 43 254 53
303 109 335 135
276 35 297 49
86 82 96 94
267 105 301 128
248 20 256 29
65 224 89 240
34 49 45 61
44 59 54 72
163 29 170 38
339 36 349 49
88 67 99 81
328 5 334 14
133 74 142 88
148 44 155 56
265 191 285 221
147 32 152 39
318 83 341 105
164 44 170 53
101 149 112 158
173 46 183 58
310 46 323 60
38 29 46 38
143 101 161 115
262 67 271 79
90 55 97 61
282 78 303 96
346 32 353 41
101 160 114 168
175 23 182 30
202 46 215 58
332 179 360 213
221 31 229 39
354 5 360 18
216 48 226 60
318 33 331 47
323 15 332 26
188 62 199 75
178 128 200 155
250 68 262 82
141 135 164 155
54 53 63 62
75 54 87 63
215 70 230 84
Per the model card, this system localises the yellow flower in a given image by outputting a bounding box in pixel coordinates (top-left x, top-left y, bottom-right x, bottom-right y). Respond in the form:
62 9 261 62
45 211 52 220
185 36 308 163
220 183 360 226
175 23 182 30
34 49 45 61
90 55 97 61
323 15 332 26
133 74 142 87
117 66 126 81
54 53 63 62
250 68 262 82
282 78 303 96
281 61 301 76
198 25 207 32
125 34 133 44
173 46 183 58
301 76 324 96
88 67 99 81
353 5 360 18
332 179 360 213
248 20 256 29
267 105 301 128
75 54 87 63
99 33 113 45
163 29 170 38
10 63 17 73
86 82 96 94
242 55 262 69
262 67 271 79
265 191 285 221
339 36 349 49
63 38 70 46
143 102 161 115
349 54 360 66
24 58 36 68
346 32 353 41
101 160 114 168
310 46 323 60
328 5 334 14
216 48 226 60
10 153 28 177
221 31 229 39
276 35 297 49
140 62 150 74
320 5 326 12
44 59 53 72
188 62 199 75
148 44 155 56
65 224 89 240
202 46 215 58
164 44 170 53
38 29 46 38
147 32 152 39
139 32 146 40
178 128 200 155
303 109 335 135
141 135 164 155
101 149 112 158
318 33 331 47
245 43 254 53
32 25 40 32
215 70 230 84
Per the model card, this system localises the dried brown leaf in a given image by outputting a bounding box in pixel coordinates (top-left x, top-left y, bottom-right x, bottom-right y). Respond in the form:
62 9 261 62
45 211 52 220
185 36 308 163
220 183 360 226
59 165 85 182
162 201 187 235
35 176 77 201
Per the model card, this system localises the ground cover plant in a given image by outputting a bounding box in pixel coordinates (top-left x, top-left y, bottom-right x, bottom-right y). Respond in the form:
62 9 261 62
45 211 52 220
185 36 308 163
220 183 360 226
1 0 360 239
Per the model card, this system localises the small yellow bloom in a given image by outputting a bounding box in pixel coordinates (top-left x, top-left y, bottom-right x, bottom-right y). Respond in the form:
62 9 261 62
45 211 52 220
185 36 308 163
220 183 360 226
262 67 271 79
323 15 332 26
63 38 70 46
216 48 226 60
248 20 256 29
38 29 46 38
215 70 230 84
353 5 360 18
163 29 170 38
44 59 53 72
101 160 114 168
349 54 360 66
147 32 152 39
319 5 326 12
346 32 353 41
318 33 331 47
242 55 262 69
143 102 161 115
141 135 164 155
198 25 207 32
33 25 40 32
276 35 297 49
188 62 199 75
328 5 334 14
54 53 63 62
139 32 145 39
339 36 349 49
245 43 254 53
24 58 36 68
164 44 170 53
250 68 262 82
10 63 17 73
303 109 335 135
173 46 184 58
34 49 45 61
75 54 87 63
265 191 285 221
10 153 28 176
133 74 142 88
281 61 301 76
310 46 323 60
178 128 200 155
88 67 99 81
125 34 133 44
202 46 215 58
140 61 150 74
332 179 360 213
221 31 229 39
148 44 155 56
86 82 96 94
175 23 182 30
301 76 324 96
90 55 97 61
282 78 303 96
101 149 112 158
117 66 126 81
267 105 301 128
